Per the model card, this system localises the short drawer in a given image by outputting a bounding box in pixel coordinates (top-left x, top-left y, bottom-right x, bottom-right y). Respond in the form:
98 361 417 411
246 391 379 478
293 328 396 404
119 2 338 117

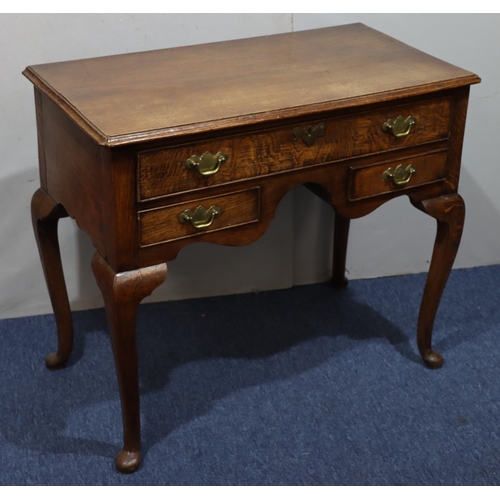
138 137 235 201
138 187 260 247
349 151 448 201
138 96 452 201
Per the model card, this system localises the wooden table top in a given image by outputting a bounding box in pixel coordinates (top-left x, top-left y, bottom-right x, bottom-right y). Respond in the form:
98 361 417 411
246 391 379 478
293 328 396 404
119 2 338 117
23 23 480 146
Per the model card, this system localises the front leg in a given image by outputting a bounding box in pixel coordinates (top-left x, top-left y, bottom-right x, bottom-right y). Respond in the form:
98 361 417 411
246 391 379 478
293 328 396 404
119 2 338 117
410 194 465 369
91 252 167 473
31 188 73 369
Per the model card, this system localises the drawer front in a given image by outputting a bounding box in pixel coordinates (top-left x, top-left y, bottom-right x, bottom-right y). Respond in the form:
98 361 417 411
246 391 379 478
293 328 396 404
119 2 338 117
138 96 452 201
349 151 448 201
138 188 260 247
138 137 235 201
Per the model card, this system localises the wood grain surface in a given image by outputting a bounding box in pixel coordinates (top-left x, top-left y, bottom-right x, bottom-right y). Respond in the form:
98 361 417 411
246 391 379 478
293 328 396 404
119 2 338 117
23 24 480 146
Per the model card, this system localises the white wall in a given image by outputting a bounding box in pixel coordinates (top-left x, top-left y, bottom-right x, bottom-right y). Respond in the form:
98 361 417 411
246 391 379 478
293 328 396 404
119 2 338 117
0 13 498 320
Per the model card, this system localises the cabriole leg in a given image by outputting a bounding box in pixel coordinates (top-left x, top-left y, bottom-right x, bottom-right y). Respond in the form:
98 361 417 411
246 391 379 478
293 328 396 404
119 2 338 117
91 252 167 473
411 194 465 368
31 188 73 369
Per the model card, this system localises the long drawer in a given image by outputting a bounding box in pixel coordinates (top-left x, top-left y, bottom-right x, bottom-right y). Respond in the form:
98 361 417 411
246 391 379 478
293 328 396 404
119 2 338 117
137 96 452 201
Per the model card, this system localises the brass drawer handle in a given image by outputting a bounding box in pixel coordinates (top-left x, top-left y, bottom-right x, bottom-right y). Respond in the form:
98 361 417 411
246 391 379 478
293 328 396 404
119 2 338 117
178 205 222 230
185 151 228 177
382 164 416 187
382 115 417 138
293 122 325 147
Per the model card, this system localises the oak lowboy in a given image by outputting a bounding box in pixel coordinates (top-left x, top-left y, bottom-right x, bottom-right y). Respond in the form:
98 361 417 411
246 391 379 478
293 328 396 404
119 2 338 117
24 24 480 472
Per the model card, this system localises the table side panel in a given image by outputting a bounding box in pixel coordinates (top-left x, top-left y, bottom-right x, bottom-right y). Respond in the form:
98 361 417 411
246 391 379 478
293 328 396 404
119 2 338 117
34 89 48 190
40 94 110 257
442 86 471 194
107 146 144 271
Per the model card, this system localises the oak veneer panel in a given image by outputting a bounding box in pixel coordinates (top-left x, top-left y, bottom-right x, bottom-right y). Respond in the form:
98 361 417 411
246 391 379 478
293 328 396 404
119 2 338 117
23 24 479 146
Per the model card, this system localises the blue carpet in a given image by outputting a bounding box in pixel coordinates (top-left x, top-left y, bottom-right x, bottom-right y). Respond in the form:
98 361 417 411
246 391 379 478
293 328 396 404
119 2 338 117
1 265 500 485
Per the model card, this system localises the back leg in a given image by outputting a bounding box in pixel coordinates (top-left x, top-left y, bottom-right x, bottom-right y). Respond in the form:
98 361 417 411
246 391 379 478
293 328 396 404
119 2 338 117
331 210 350 288
31 188 73 369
